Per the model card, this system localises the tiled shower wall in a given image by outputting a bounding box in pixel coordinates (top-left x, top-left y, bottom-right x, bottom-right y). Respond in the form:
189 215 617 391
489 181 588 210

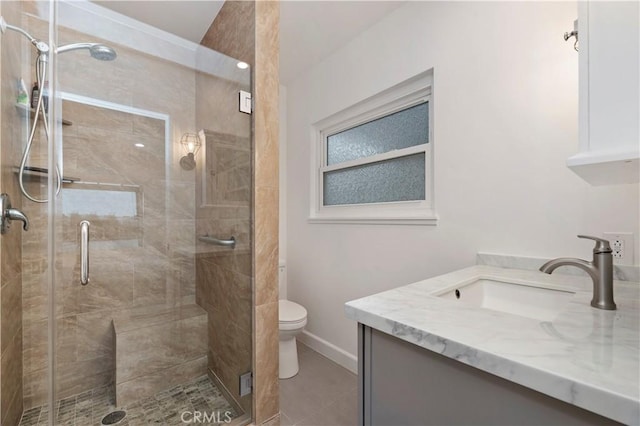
0 2 25 424
20 17 199 408
201 2 281 424
252 3 281 423
196 125 252 413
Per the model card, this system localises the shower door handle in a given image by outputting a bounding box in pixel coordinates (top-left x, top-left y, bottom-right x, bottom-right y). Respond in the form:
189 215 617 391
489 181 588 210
80 220 90 285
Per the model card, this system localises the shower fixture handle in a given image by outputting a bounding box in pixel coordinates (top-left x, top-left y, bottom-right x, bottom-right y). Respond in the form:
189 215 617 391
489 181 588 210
0 193 29 234
80 220 90 285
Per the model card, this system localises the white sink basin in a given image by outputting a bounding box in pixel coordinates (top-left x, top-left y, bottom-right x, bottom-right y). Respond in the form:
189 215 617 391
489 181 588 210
436 278 575 321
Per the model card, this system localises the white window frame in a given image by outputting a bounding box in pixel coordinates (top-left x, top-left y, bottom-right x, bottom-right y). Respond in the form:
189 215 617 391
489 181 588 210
309 71 437 225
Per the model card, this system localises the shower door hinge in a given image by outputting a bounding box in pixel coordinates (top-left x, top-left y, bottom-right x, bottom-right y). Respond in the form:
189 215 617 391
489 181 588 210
239 90 252 114
239 371 253 396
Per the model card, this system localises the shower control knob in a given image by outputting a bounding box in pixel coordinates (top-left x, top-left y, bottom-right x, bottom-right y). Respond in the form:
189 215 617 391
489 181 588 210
0 193 29 234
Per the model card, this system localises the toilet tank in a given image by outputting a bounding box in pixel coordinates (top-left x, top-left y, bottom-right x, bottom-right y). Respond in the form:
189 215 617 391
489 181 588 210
279 260 287 300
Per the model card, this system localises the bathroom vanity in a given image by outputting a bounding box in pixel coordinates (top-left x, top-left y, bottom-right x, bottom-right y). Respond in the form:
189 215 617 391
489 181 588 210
345 266 640 425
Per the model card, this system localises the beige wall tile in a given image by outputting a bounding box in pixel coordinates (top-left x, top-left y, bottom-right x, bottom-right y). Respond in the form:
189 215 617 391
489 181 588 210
22 318 47 376
1 277 22 353
56 357 113 400
254 0 280 190
116 356 207 405
252 3 281 423
2 390 23 426
254 302 279 424
200 1 255 65
207 320 252 414
76 312 115 361
198 253 252 414
262 413 281 426
22 369 48 410
0 1 25 423
1 330 23 424
196 74 251 139
254 187 279 307
116 314 207 382
133 259 169 306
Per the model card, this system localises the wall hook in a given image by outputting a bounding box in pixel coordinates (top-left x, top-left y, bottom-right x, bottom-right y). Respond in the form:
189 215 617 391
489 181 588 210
564 30 579 52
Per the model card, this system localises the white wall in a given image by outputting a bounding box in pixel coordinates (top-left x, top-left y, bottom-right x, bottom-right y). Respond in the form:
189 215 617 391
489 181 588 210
284 2 640 363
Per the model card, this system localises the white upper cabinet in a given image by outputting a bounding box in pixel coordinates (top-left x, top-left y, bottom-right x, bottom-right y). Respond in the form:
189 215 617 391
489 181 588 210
567 1 639 185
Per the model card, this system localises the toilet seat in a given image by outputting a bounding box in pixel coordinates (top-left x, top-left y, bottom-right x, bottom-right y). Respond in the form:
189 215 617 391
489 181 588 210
279 299 307 324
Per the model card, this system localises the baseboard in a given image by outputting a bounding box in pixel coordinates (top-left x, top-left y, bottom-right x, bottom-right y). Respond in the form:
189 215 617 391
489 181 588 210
298 330 358 374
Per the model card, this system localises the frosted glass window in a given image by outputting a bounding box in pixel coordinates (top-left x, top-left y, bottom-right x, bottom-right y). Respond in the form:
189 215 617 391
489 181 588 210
62 188 138 217
327 102 428 165
323 153 425 206
312 72 435 223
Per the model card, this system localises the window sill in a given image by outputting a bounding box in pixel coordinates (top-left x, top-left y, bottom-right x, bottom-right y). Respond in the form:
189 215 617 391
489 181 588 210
308 214 438 226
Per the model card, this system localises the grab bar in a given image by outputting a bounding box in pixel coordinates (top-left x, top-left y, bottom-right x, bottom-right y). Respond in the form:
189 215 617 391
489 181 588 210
198 235 236 249
80 220 90 285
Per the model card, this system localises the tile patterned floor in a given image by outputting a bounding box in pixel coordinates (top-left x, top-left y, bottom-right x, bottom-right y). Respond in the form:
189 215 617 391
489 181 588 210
280 343 357 426
19 375 238 426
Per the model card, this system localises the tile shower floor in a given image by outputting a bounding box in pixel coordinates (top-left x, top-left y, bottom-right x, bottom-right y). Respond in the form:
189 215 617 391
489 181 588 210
19 375 238 426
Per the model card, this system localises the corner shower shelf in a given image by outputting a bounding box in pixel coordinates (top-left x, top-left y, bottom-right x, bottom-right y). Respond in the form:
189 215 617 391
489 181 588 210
15 103 73 126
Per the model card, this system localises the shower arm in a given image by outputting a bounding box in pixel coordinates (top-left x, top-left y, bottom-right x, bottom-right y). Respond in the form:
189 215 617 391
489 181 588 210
56 43 96 54
1 17 35 43
0 17 49 54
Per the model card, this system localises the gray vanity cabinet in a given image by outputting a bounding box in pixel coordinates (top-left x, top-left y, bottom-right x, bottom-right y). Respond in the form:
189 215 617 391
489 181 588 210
357 324 619 425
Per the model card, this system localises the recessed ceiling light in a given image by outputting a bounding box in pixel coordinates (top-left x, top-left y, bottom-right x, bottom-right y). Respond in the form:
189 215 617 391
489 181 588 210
134 143 145 148
237 61 249 70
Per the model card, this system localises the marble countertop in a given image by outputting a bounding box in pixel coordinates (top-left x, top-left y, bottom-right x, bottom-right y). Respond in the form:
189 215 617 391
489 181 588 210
345 265 640 424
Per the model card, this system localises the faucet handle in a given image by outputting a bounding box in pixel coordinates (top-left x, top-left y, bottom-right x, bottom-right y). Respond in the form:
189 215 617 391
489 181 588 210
578 235 612 253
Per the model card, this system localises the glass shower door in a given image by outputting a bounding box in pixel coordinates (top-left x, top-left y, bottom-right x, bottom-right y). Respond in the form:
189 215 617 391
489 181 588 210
19 2 253 425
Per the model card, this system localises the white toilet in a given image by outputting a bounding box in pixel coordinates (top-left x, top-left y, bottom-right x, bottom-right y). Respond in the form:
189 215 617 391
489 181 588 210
279 299 307 379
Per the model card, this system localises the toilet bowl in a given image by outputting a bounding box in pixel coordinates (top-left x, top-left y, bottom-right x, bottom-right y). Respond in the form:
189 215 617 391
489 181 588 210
279 299 307 379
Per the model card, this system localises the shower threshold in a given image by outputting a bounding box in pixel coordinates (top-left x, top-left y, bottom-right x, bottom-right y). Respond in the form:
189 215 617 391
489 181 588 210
18 374 246 426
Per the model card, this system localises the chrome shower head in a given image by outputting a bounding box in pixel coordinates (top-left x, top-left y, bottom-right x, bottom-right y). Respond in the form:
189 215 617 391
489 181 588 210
89 44 117 61
56 43 117 61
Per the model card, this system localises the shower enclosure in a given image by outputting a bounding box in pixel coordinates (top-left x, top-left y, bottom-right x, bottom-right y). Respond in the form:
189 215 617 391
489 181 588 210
0 1 256 424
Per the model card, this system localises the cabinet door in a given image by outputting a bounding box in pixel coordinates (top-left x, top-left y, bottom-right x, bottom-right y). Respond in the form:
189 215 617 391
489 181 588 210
569 1 639 185
360 325 618 425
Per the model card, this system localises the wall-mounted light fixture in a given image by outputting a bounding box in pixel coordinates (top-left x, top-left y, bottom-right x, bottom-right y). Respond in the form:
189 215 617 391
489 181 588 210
179 132 202 170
